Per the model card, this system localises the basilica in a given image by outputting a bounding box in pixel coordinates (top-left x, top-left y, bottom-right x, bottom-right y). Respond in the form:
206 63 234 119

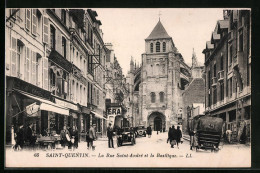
126 20 204 131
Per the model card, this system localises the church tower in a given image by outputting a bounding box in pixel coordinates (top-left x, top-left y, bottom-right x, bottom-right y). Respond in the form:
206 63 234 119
140 20 186 130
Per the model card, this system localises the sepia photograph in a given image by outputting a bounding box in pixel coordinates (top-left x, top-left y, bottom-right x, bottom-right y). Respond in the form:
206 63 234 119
5 8 251 168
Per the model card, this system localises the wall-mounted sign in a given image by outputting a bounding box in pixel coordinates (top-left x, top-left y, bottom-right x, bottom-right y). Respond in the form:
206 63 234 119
107 107 121 116
55 98 79 111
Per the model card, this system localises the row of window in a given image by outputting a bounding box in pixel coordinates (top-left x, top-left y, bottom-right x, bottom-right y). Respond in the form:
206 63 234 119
150 92 165 103
208 77 236 106
150 42 166 53
9 37 48 90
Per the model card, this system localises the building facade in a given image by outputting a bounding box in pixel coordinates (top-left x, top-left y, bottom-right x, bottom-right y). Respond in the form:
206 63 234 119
203 10 251 143
104 43 130 128
5 8 109 145
127 21 192 131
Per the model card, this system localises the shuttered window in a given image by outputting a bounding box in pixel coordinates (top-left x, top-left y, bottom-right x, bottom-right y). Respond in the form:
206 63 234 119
31 51 37 85
24 47 31 82
25 9 31 31
10 37 17 76
32 9 37 35
43 57 49 90
43 16 49 44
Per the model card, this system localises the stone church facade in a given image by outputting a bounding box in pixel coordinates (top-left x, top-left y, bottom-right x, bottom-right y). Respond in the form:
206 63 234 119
126 20 196 131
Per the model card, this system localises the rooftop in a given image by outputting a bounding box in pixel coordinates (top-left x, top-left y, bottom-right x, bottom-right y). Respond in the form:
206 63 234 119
146 20 171 40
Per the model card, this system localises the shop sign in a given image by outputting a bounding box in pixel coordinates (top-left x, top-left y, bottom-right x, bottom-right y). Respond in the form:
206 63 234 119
26 102 40 116
55 98 79 111
107 107 121 116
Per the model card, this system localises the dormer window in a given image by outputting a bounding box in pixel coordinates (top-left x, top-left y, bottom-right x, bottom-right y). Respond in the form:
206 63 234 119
150 43 153 53
163 42 166 52
156 42 160 52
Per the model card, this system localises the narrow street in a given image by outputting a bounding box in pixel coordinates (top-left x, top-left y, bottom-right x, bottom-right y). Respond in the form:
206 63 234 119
6 131 250 167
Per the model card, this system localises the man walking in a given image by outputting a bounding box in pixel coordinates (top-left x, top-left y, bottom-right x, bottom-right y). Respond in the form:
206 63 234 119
107 123 114 148
88 124 96 150
147 125 152 138
176 126 182 148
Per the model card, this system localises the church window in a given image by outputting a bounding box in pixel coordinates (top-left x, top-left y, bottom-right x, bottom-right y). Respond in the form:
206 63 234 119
156 42 160 52
163 42 166 52
159 92 165 102
150 43 153 53
150 92 156 103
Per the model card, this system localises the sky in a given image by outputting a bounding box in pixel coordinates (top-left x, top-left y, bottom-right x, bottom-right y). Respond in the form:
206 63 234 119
93 8 225 75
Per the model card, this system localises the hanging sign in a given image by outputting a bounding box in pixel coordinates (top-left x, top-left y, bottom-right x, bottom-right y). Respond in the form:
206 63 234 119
26 102 40 116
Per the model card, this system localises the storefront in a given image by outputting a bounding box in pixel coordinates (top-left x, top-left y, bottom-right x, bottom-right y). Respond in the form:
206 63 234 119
91 110 106 137
5 76 69 145
79 106 91 142
106 106 128 128
54 98 80 130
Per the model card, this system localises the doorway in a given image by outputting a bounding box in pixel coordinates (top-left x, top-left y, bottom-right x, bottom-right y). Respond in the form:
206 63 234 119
154 116 162 131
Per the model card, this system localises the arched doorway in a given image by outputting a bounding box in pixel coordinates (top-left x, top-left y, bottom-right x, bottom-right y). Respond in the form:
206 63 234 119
154 116 162 131
147 112 166 131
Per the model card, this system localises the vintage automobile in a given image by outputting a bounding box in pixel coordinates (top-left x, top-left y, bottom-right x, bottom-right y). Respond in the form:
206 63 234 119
188 115 224 152
136 126 147 137
116 127 136 147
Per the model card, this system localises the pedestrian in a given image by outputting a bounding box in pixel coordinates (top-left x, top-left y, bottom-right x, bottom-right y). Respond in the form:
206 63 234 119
107 123 114 148
169 125 177 148
26 123 36 150
71 126 78 149
88 124 97 150
60 125 71 149
147 125 152 138
176 126 182 148
86 130 90 149
15 125 24 150
167 126 172 144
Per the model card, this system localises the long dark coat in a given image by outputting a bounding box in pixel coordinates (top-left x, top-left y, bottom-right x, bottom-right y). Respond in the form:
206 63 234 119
147 126 152 135
176 129 182 142
107 126 113 138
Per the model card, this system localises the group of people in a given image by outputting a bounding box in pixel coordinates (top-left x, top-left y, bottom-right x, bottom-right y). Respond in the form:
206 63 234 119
60 125 79 150
167 125 182 148
14 123 37 150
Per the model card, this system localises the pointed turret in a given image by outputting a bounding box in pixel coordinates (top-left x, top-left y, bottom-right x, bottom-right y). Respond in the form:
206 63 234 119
192 48 198 68
130 56 134 72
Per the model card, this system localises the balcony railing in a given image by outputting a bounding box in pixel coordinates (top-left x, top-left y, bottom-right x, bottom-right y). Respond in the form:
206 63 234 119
218 70 224 81
211 77 217 87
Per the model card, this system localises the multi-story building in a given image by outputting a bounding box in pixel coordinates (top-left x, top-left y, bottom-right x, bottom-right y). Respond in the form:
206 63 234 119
182 50 205 133
5 8 109 145
203 10 251 143
127 20 192 130
105 43 130 128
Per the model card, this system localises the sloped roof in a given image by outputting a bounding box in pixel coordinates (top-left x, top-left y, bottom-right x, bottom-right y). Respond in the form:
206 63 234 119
146 20 171 40
218 20 229 29
206 41 214 49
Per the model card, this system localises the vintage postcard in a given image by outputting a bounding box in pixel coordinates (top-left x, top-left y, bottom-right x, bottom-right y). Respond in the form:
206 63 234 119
5 8 251 168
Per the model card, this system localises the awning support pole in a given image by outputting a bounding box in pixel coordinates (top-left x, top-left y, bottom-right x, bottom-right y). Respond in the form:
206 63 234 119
13 94 22 113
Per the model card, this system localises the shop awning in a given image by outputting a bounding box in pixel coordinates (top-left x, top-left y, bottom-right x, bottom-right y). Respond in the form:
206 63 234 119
15 89 69 116
91 111 106 119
